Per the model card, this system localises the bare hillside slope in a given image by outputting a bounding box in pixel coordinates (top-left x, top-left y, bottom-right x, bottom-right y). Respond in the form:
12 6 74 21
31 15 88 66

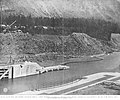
1 0 120 24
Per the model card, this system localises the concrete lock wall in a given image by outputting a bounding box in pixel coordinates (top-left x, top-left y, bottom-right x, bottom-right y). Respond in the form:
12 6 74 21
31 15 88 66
9 67 13 79
9 62 42 79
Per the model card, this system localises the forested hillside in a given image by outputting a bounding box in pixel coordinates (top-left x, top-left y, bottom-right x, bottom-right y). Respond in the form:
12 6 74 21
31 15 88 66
1 15 120 41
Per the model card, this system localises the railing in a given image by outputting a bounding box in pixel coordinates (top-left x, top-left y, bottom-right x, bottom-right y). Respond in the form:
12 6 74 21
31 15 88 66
0 66 12 80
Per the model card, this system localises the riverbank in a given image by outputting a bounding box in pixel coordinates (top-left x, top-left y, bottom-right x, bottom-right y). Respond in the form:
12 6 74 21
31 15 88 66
37 53 107 67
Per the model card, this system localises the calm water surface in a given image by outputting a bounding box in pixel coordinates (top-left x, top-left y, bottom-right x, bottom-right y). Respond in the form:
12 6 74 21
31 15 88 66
0 52 120 95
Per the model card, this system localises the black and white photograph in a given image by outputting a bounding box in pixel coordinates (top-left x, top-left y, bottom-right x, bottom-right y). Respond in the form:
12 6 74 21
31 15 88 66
0 0 120 98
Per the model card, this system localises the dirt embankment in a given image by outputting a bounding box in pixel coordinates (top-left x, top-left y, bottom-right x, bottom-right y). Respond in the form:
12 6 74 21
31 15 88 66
0 32 118 64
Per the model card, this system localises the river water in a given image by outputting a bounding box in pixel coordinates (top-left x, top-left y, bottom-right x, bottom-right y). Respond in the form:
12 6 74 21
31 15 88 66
0 52 120 95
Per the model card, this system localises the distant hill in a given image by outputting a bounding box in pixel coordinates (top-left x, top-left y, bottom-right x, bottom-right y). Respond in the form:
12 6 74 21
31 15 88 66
1 0 120 24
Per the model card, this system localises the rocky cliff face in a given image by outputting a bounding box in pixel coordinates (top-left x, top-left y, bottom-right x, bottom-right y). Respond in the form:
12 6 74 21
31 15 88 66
111 33 120 49
1 0 120 24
